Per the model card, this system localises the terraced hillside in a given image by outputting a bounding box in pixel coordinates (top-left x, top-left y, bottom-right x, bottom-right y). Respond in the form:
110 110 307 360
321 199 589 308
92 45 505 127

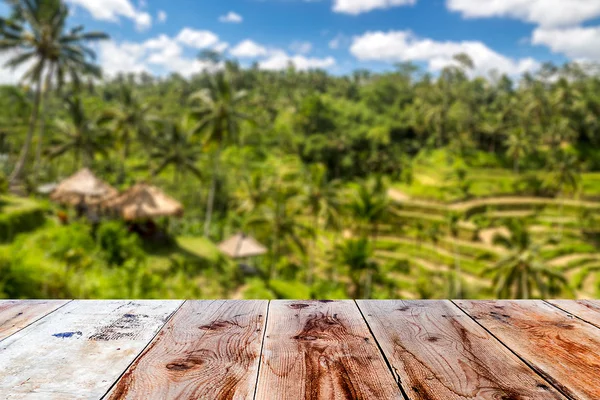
378 187 600 299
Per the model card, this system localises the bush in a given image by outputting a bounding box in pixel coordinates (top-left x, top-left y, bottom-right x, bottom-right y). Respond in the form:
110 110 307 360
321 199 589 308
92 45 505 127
512 173 556 197
0 172 7 195
0 205 46 243
96 221 146 266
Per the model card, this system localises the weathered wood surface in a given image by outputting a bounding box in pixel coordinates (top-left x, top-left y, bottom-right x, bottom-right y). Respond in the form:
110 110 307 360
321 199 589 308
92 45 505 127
255 300 403 400
357 300 565 400
0 300 69 341
106 300 268 400
2 300 600 399
546 299 600 328
0 300 182 399
455 300 600 400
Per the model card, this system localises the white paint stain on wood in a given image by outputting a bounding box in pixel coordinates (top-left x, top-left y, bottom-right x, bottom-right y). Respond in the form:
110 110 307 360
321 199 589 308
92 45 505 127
0 300 182 399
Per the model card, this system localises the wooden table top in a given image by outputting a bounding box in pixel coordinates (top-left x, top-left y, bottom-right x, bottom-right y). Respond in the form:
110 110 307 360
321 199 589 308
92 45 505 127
1 300 599 399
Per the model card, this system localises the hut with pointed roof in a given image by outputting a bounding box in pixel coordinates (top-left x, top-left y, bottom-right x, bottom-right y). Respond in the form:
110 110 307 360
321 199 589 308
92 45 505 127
103 183 183 221
50 168 118 206
218 233 267 259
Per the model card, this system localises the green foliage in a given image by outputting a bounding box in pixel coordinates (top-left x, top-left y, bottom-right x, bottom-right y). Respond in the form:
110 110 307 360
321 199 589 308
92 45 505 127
96 221 145 267
1 3 599 300
0 197 46 243
0 172 7 194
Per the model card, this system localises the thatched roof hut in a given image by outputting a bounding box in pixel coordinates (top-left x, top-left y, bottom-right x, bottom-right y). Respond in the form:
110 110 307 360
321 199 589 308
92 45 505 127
50 168 118 205
104 183 183 220
218 233 267 259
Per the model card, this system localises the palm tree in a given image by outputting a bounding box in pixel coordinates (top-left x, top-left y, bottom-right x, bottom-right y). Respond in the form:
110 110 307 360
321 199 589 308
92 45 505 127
148 116 203 183
100 84 154 183
235 170 273 214
1 0 109 183
546 150 581 238
189 71 252 237
506 127 532 174
47 94 108 168
484 220 568 299
300 163 342 291
447 211 463 298
334 237 379 299
349 176 389 243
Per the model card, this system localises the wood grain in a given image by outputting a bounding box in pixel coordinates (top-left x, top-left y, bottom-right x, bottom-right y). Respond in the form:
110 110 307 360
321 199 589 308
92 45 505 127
0 300 181 399
455 300 600 400
106 300 268 400
0 300 69 341
546 300 600 328
357 300 565 400
255 300 403 400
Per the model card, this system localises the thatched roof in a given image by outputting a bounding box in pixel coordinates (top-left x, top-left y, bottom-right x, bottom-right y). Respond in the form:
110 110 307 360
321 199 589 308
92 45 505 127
104 183 183 220
50 168 118 205
218 233 267 259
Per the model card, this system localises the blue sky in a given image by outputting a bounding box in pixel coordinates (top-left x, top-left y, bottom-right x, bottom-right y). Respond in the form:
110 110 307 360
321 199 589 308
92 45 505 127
3 0 600 81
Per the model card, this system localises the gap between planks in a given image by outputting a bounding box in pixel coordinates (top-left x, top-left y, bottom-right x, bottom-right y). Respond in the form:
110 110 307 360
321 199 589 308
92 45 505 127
100 299 187 399
543 299 600 330
450 299 575 400
353 299 411 400
252 299 271 400
0 299 73 342
453 300 600 400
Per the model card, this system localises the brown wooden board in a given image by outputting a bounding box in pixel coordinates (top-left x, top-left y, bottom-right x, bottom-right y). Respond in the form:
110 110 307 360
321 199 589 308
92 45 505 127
455 300 600 400
106 300 268 400
546 300 600 328
255 300 403 400
0 300 69 341
357 300 565 400
0 300 181 399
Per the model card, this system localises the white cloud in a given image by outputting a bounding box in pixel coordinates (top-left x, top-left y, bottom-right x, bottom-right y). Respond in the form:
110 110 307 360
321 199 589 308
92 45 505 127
213 42 230 53
230 40 269 58
333 0 416 15
259 51 336 70
65 0 152 30
532 26 600 60
447 0 600 28
157 10 167 23
176 28 221 49
96 41 149 76
219 11 243 23
0 51 35 84
97 28 225 78
350 30 539 76
329 34 348 49
289 41 313 55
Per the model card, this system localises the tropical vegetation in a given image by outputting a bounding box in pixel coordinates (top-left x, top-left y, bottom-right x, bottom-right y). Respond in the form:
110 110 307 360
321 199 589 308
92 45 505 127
1 0 599 300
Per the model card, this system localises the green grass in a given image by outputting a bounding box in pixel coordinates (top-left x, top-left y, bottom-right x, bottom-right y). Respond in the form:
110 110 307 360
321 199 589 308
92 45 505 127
175 236 221 262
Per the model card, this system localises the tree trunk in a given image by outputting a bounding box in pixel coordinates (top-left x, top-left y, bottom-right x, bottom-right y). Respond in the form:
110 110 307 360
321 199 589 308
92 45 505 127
204 144 221 237
33 65 55 182
9 73 44 185
118 132 130 184
452 237 462 298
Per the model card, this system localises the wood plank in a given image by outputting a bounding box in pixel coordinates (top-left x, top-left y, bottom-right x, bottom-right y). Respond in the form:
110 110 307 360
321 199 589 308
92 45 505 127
546 300 600 328
255 300 403 400
0 300 181 399
455 300 600 400
358 300 566 400
105 300 268 400
0 300 69 341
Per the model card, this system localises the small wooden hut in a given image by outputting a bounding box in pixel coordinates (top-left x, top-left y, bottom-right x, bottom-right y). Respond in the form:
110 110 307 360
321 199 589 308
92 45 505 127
50 168 118 206
103 183 183 221
218 233 267 259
